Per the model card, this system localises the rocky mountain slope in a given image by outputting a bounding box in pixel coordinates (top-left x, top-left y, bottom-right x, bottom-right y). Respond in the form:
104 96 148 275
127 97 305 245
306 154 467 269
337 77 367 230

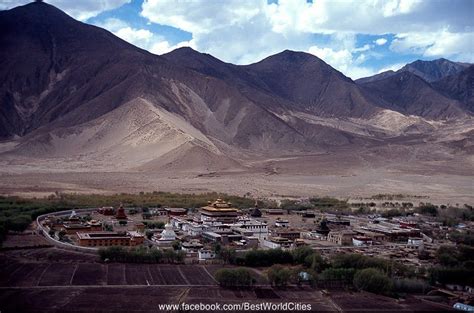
356 58 471 84
433 65 474 112
360 71 467 119
0 1 472 175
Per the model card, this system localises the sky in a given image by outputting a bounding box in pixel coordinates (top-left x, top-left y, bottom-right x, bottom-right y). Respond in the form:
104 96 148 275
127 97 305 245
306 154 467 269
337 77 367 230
1 0 473 79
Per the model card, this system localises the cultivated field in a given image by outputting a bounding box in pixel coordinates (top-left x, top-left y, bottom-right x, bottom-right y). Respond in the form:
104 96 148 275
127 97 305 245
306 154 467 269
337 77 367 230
0 260 217 287
0 247 454 313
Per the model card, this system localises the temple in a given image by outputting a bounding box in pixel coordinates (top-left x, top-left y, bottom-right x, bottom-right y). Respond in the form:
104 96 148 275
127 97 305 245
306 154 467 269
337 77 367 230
199 199 240 224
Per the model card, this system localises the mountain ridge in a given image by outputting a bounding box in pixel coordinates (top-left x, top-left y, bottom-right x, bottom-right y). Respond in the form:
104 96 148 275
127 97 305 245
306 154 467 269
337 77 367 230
0 1 472 176
356 58 471 84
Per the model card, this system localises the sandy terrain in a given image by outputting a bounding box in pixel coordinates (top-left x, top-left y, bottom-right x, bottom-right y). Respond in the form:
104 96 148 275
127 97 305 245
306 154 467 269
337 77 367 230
0 164 471 204
0 96 471 205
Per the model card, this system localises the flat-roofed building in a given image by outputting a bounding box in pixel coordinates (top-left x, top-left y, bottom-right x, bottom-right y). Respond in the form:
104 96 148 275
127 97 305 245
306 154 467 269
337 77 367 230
262 237 292 249
272 229 301 241
77 231 144 247
352 236 373 246
328 230 357 246
166 208 188 216
62 221 102 235
275 219 290 227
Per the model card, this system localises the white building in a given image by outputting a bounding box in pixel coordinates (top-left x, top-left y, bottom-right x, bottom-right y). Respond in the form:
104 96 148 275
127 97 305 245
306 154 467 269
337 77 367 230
198 249 216 260
352 236 373 246
275 219 289 227
407 237 424 249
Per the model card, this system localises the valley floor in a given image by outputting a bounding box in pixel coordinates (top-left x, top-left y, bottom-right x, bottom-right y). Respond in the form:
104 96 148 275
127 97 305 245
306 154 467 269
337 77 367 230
0 167 471 204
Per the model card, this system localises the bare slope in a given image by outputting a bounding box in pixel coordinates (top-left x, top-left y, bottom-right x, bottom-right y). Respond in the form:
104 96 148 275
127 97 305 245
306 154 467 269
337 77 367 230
433 65 474 112
360 71 467 119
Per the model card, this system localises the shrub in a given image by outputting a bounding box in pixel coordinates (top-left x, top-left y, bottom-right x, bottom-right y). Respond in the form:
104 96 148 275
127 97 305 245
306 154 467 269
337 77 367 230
393 278 429 294
305 253 328 272
331 253 392 274
7 215 32 232
237 248 293 267
219 247 236 264
319 268 356 282
292 246 314 265
353 268 392 294
429 267 474 286
267 265 293 287
416 203 438 216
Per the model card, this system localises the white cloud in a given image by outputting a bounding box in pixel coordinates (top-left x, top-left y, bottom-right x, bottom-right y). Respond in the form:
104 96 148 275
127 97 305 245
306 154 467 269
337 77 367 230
382 0 423 17
139 0 473 79
94 18 188 55
0 0 131 21
150 40 193 55
375 38 388 46
377 62 406 73
307 46 377 79
390 30 474 62
4 0 473 78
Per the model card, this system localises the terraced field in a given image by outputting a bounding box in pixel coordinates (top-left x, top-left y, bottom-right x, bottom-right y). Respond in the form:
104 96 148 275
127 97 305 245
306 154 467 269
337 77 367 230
0 248 454 313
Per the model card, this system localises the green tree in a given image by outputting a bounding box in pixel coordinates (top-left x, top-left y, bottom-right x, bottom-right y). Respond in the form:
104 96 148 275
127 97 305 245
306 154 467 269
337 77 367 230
305 253 328 272
214 268 254 287
292 246 314 265
267 265 292 287
353 268 393 294
219 247 236 264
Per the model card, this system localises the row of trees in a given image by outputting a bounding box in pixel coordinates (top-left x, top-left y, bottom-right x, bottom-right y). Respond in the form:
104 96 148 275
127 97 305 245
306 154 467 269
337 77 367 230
214 268 255 287
98 246 185 263
279 197 350 214
99 244 468 293
222 247 427 295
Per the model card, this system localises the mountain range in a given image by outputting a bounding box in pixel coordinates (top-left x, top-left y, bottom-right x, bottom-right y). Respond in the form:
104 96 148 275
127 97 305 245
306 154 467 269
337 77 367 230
0 2 472 179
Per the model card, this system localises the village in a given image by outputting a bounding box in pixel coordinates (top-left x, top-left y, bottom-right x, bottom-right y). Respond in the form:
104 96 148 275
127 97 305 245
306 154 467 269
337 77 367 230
0 195 471 312
38 198 469 272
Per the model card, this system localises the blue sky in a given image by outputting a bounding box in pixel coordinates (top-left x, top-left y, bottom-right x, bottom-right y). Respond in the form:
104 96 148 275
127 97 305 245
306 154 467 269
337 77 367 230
2 0 473 79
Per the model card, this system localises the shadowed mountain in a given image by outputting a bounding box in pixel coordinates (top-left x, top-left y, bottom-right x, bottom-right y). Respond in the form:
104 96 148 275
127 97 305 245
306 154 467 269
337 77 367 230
400 58 470 83
356 70 396 84
0 2 472 174
0 1 158 138
433 65 474 112
0 1 358 164
356 58 471 84
165 48 380 118
360 71 467 119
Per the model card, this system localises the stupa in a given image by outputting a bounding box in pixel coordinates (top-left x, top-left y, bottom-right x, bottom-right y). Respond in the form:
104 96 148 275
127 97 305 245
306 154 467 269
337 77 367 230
115 203 127 220
155 222 177 247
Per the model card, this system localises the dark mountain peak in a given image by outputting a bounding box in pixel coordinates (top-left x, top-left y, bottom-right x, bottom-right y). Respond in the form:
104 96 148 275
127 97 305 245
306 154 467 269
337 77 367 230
167 46 200 56
163 46 238 81
359 58 472 84
251 49 324 68
361 68 466 119
433 64 474 112
164 46 224 64
401 58 469 82
2 0 69 20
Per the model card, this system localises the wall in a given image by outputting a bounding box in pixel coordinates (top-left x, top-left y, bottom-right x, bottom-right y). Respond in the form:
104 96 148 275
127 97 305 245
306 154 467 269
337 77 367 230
36 208 100 255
